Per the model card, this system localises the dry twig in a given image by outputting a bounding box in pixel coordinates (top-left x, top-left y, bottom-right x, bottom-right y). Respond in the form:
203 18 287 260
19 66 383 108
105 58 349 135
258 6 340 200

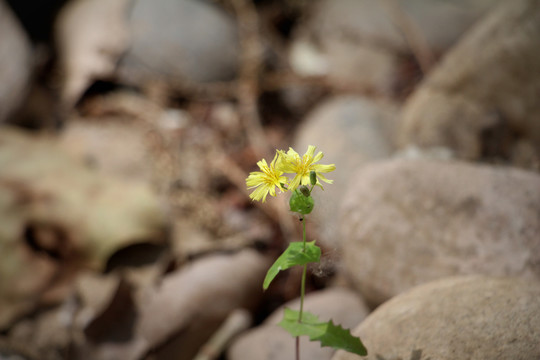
229 0 271 160
192 309 252 360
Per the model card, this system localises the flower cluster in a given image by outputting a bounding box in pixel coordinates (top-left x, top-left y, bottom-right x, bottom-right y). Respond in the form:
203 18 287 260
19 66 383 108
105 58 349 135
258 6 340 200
245 145 336 202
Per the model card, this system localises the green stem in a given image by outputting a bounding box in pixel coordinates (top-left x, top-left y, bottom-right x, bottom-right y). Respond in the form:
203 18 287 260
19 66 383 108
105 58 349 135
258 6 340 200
298 216 307 322
299 263 307 321
297 216 308 360
302 214 307 248
298 215 307 322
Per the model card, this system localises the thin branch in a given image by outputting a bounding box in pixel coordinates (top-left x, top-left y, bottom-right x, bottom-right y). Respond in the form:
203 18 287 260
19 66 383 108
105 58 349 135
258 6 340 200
229 0 271 160
193 309 252 360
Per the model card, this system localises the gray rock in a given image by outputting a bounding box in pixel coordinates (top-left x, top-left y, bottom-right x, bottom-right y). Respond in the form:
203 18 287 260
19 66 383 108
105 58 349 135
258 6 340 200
340 159 540 307
289 35 399 95
333 276 540 360
55 0 131 107
293 96 398 248
290 0 496 93
0 0 31 123
118 0 239 85
307 0 497 52
398 0 540 169
228 287 369 360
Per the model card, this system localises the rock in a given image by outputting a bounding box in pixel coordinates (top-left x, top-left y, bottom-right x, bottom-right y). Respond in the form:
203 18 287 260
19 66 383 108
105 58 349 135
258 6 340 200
0 0 31 123
398 0 540 170
0 126 167 328
340 158 540 307
293 96 398 248
76 249 269 360
117 0 239 86
228 287 369 360
332 276 540 360
393 144 454 161
289 0 496 93
59 116 157 184
8 272 129 359
55 0 131 108
59 91 192 185
289 35 398 95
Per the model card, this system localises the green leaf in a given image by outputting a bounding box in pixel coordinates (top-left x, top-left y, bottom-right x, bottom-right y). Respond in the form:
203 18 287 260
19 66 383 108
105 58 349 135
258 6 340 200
263 241 321 290
278 308 368 356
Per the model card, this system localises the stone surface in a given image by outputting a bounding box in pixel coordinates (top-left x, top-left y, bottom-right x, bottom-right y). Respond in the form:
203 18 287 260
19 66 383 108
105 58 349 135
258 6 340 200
76 249 269 360
290 0 496 93
340 158 540 307
117 0 239 86
228 287 369 360
55 0 131 107
59 116 156 184
398 0 540 169
333 276 540 360
0 0 31 123
0 126 167 328
293 96 398 248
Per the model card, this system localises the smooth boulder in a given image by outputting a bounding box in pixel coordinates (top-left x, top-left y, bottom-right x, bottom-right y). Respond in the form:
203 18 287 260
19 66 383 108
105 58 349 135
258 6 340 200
118 0 239 86
398 0 540 169
340 158 540 306
333 276 540 360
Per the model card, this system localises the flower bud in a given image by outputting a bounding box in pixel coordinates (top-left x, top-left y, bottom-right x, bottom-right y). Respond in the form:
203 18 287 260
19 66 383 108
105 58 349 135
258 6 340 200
310 170 317 186
299 185 310 197
289 189 314 215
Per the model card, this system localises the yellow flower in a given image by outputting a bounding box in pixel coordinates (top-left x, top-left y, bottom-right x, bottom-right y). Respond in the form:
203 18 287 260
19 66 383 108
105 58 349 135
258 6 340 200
277 145 335 190
246 153 288 202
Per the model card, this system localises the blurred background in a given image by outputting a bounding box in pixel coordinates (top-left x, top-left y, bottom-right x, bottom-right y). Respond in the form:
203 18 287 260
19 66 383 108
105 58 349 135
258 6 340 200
1 0 539 359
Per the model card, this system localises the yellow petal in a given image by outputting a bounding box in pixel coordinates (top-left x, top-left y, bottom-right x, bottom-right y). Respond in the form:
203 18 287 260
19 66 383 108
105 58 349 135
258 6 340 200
305 145 316 159
312 163 336 173
313 151 324 162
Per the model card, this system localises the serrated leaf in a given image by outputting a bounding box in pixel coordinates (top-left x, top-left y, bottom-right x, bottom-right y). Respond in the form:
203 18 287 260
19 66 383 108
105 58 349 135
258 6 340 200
263 241 321 290
278 308 367 356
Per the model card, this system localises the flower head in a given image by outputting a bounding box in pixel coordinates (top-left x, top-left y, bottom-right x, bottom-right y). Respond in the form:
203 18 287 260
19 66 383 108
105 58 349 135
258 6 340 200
277 145 335 190
246 153 288 202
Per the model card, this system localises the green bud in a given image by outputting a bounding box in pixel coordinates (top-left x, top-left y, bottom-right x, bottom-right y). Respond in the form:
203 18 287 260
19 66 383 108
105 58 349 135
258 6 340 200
299 185 310 197
310 171 317 186
289 189 314 215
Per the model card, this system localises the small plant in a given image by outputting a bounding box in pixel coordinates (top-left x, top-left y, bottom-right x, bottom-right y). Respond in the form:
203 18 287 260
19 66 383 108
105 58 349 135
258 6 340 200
246 145 367 359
